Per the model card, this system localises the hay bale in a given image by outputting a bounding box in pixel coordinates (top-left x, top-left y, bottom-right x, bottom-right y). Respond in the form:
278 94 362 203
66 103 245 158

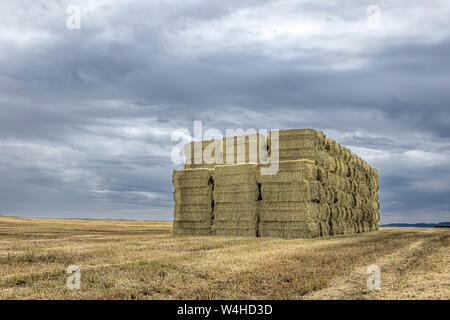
319 221 331 236
214 182 259 202
173 185 213 204
214 202 258 221
329 219 348 236
320 186 335 203
214 191 259 202
173 168 212 187
214 183 258 193
173 184 212 202
214 164 258 185
258 201 329 222
173 204 212 221
184 134 269 167
277 149 336 170
173 191 212 204
273 129 326 152
320 171 349 191
184 139 225 165
353 195 368 208
334 190 354 207
174 185 212 195
261 181 310 202
258 160 318 183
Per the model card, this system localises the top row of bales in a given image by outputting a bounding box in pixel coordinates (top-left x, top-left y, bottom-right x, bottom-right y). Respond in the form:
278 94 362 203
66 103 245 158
183 129 377 178
184 133 268 169
273 129 377 178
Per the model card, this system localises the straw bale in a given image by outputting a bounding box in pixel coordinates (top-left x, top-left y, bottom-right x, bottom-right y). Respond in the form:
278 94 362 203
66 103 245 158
361 221 371 233
368 176 378 191
348 221 359 234
277 150 337 172
260 180 322 202
214 183 258 193
329 204 345 220
173 204 212 221
320 186 335 203
274 129 326 150
320 172 349 191
173 191 212 204
173 220 211 228
337 158 351 177
342 147 352 162
370 191 379 201
353 195 368 208
357 183 371 197
260 191 310 202
308 181 322 202
172 168 212 187
184 134 269 167
184 139 225 165
329 219 346 235
214 191 259 202
257 160 318 183
215 163 259 175
352 208 363 222
214 202 258 221
345 179 358 194
334 190 355 207
258 202 329 222
214 173 258 185
319 221 331 237
174 185 212 195
214 164 258 185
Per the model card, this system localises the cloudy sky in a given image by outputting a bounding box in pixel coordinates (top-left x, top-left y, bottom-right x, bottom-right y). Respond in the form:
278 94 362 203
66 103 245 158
1 0 449 223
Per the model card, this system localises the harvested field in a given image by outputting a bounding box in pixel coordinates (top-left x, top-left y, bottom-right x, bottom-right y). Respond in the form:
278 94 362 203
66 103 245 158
0 217 448 300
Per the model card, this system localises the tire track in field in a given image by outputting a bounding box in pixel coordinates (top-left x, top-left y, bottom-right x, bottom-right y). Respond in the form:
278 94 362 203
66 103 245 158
303 232 449 299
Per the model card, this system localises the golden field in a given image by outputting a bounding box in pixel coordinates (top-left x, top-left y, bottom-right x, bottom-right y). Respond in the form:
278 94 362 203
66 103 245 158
0 216 448 300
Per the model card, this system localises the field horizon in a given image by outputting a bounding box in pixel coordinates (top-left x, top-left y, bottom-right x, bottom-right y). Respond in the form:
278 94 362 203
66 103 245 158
0 216 448 300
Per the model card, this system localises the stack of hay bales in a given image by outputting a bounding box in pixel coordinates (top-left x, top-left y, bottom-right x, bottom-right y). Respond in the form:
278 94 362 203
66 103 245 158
212 164 259 236
172 128 379 238
274 129 379 235
172 168 214 235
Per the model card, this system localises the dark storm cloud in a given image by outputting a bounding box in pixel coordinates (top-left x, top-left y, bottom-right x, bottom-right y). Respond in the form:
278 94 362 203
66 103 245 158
0 0 449 222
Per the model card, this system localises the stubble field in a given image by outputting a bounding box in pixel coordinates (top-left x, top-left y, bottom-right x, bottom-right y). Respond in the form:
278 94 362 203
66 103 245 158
0 216 448 299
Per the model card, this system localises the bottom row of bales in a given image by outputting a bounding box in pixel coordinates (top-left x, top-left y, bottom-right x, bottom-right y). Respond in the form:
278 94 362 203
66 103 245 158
172 160 379 239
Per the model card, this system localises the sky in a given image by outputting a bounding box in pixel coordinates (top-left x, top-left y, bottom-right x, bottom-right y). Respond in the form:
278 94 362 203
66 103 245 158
0 0 449 223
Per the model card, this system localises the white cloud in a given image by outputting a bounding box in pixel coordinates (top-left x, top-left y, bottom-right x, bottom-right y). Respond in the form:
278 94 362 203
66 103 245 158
167 0 450 65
